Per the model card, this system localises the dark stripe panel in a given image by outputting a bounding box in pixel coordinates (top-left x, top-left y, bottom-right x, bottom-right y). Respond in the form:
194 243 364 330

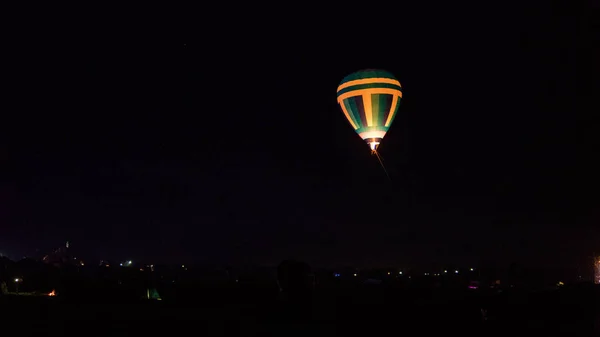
352 96 367 128
380 94 394 125
387 99 401 125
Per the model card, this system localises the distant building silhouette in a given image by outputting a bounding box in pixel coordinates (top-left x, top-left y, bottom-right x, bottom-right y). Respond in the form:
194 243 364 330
42 241 72 267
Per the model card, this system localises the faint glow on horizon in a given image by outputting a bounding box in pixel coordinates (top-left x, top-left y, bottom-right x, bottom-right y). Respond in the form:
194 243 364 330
595 257 600 284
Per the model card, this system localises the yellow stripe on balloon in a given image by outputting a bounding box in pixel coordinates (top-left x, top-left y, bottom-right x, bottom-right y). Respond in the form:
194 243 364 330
337 77 401 92
337 88 402 103
362 93 373 126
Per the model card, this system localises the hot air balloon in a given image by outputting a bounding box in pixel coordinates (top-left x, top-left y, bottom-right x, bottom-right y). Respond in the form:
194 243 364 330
336 69 402 153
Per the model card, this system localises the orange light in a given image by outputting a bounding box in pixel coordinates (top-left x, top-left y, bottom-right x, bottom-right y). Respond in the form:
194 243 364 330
48 290 56 296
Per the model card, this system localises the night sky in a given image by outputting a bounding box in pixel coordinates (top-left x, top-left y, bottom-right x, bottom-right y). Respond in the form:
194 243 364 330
3 3 597 268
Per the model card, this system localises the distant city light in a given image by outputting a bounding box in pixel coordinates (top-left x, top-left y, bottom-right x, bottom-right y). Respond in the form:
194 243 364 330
387 272 391 275
455 270 459 274
353 273 357 277
444 270 447 273
334 273 341 277
399 271 403 275
470 268 474 271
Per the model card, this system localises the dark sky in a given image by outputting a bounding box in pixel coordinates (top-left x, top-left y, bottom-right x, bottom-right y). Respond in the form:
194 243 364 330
3 3 597 268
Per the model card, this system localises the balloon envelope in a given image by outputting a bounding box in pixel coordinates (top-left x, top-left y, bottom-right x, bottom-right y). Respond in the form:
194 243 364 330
336 69 402 151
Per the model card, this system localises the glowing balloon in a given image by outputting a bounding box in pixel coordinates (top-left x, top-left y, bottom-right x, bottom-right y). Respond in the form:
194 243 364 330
336 69 402 152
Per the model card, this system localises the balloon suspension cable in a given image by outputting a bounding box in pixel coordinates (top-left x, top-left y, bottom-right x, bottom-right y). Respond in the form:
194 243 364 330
372 150 392 182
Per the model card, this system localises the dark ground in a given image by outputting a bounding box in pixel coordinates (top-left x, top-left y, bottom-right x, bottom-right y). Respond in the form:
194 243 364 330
1 284 599 336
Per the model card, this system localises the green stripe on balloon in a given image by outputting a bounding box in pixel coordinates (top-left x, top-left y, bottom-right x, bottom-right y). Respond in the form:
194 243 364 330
341 69 397 82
